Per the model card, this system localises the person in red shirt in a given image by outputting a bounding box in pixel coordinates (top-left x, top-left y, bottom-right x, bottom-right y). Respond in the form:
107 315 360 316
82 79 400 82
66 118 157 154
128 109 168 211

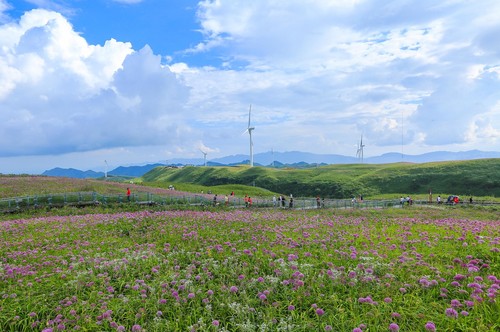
127 188 131 202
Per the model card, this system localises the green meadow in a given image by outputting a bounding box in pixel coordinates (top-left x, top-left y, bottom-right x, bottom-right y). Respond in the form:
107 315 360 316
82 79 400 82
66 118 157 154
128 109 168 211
140 159 500 200
0 160 499 331
1 206 499 331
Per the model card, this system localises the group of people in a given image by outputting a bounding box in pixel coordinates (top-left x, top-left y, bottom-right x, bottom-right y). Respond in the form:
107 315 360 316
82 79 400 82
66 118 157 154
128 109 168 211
243 194 253 207
127 186 476 209
213 192 238 207
212 194 297 209
402 195 471 205
351 194 365 204
400 196 413 205
272 194 294 208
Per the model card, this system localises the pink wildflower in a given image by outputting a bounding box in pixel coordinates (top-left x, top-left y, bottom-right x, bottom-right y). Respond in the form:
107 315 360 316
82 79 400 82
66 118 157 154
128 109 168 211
388 323 399 331
424 321 436 331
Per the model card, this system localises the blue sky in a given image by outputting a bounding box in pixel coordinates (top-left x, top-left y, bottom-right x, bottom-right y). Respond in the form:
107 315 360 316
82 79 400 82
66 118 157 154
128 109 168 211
1 0 500 174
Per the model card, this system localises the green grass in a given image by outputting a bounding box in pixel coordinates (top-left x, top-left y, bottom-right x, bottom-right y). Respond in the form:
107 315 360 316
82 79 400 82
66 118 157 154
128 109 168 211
140 182 277 198
0 208 498 331
0 175 135 199
3 158 500 204
140 159 500 199
1 174 499 331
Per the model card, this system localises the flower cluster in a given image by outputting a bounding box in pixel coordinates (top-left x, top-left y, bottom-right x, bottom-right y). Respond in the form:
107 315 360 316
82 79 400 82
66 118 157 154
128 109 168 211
0 208 498 330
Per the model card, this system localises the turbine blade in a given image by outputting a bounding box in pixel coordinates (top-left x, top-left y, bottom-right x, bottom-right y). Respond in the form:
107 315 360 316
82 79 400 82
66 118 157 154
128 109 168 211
248 104 252 128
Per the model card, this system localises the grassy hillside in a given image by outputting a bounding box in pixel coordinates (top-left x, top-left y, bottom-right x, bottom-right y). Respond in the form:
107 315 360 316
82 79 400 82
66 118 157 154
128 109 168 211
0 175 189 199
2 158 498 201
0 175 122 198
141 159 500 199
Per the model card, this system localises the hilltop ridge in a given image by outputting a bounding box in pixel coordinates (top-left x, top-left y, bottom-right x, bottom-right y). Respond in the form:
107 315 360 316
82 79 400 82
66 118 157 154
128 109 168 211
39 150 500 179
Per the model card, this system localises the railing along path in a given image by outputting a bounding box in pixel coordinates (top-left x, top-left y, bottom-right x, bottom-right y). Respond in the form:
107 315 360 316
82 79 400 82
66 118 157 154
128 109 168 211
0 192 496 214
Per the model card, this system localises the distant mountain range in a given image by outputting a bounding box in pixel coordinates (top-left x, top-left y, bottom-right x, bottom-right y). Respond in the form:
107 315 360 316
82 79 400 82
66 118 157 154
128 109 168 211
42 164 164 179
42 150 500 179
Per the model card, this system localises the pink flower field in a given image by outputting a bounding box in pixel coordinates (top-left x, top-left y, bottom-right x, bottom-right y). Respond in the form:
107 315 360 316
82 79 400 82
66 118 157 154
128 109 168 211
1 208 499 331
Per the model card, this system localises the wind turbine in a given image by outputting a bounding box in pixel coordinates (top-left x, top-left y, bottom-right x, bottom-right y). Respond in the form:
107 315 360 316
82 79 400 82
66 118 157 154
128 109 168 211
356 135 365 163
104 160 108 179
243 105 255 167
199 148 208 166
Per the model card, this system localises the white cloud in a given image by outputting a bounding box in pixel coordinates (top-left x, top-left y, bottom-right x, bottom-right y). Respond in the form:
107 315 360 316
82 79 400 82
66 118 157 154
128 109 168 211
195 1 451 71
0 9 191 159
188 0 500 152
465 101 500 143
0 0 10 23
2 1 500 173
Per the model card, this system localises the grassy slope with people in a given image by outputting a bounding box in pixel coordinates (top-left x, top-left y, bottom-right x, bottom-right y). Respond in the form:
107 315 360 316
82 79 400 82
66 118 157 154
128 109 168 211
140 159 500 199
1 158 499 202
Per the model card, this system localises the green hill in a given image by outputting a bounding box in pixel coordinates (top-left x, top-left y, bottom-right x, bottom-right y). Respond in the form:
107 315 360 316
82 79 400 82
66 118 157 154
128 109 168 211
141 159 500 199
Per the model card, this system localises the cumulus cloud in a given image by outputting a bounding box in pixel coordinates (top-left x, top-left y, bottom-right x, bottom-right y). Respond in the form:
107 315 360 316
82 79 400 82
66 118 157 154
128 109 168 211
0 9 190 157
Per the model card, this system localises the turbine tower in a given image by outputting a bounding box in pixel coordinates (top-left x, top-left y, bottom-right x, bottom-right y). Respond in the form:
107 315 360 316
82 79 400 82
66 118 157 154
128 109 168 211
104 160 108 179
199 149 208 167
356 135 365 163
243 105 255 167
